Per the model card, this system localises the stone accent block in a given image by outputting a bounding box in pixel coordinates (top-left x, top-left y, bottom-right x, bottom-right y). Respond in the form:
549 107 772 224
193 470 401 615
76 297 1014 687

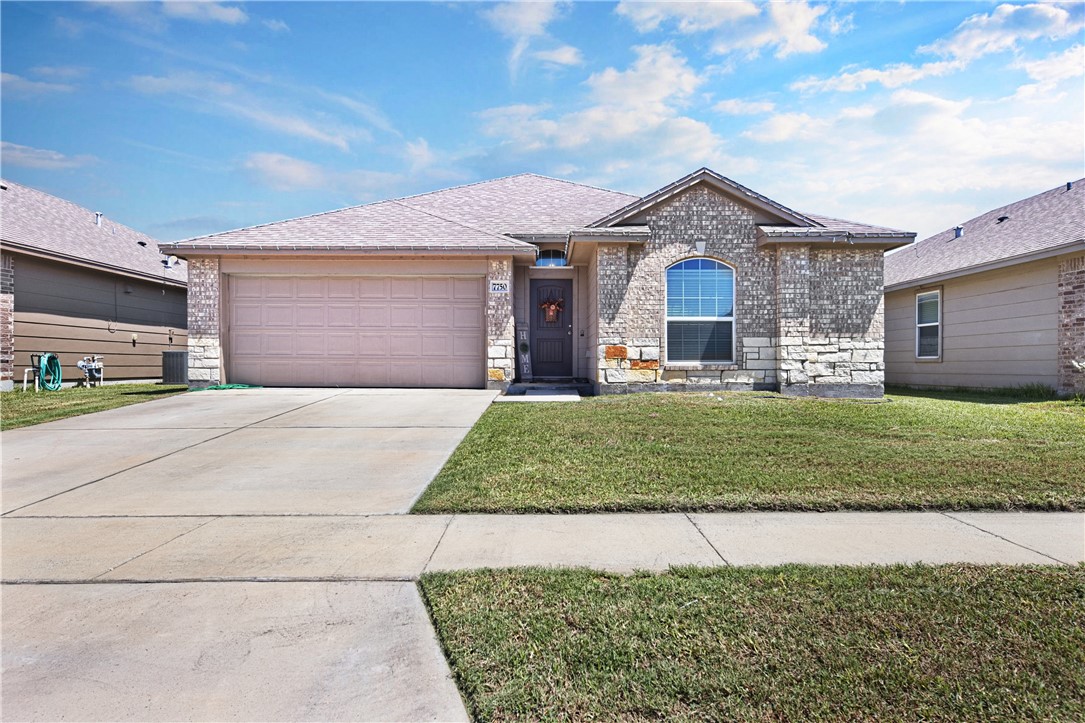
630 360 659 370
605 368 627 383
605 345 628 360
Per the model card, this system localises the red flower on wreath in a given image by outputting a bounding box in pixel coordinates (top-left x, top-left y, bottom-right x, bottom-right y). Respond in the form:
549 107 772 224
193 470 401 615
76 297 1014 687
539 297 564 323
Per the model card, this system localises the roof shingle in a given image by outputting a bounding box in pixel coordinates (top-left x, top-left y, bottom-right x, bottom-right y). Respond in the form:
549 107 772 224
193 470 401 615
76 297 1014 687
1 179 185 285
884 180 1085 288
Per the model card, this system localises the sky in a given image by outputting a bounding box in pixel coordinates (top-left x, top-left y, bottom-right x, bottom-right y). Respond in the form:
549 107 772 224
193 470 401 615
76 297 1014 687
1 1 1082 242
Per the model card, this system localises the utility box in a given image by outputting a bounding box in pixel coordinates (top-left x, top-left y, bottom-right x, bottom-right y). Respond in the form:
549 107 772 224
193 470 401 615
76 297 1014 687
162 351 189 384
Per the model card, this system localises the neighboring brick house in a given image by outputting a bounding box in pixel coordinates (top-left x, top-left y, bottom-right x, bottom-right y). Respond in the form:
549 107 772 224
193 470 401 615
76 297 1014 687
884 179 1085 396
0 180 187 391
162 168 913 397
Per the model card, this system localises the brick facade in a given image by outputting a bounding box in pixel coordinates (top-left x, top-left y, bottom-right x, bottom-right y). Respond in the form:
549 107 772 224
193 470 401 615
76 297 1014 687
486 257 515 390
1057 253 1085 396
186 257 222 387
593 186 885 397
1 252 14 391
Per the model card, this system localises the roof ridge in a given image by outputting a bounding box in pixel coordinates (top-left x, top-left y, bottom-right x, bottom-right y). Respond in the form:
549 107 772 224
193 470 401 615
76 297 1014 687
512 172 639 199
385 199 534 247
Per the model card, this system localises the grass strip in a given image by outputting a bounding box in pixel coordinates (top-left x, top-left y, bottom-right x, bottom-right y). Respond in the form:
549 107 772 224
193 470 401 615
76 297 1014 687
421 565 1085 722
1 384 187 430
413 391 1085 513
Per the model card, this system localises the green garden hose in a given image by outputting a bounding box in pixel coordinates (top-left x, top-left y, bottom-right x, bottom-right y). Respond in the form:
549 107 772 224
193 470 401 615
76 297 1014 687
39 352 62 391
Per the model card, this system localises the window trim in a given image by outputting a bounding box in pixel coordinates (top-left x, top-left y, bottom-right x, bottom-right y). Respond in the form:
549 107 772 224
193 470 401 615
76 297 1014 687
664 257 736 365
915 288 942 360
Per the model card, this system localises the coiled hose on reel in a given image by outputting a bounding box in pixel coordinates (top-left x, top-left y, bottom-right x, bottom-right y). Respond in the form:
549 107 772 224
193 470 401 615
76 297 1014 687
38 352 62 391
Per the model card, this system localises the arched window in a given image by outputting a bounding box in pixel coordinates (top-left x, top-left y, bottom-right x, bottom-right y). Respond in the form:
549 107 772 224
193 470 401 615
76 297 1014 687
536 249 566 267
666 258 735 363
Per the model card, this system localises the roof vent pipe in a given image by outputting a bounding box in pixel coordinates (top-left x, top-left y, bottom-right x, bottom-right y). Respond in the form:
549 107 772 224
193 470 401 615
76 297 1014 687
94 212 103 227
953 225 964 238
1068 181 1073 191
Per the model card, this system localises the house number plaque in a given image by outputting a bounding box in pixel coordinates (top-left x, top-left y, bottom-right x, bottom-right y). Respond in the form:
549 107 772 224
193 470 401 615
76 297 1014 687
489 281 509 293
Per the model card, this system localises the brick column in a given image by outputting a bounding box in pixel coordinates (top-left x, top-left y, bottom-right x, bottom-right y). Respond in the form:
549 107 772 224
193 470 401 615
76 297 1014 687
486 257 514 390
186 257 222 388
1057 253 1085 396
596 244 629 386
0 252 14 392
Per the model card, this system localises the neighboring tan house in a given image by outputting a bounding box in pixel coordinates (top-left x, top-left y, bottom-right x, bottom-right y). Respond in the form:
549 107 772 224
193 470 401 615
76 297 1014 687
0 179 187 391
162 168 914 397
884 180 1085 396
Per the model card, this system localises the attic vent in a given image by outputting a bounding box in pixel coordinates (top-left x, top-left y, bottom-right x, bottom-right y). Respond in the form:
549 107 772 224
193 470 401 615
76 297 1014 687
953 225 964 238
1068 181 1074 191
996 216 1009 224
138 241 147 247
94 212 103 227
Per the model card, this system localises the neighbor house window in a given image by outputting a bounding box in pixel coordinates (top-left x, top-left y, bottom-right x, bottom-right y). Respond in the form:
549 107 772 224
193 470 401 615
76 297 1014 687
666 258 735 363
536 249 566 267
916 290 941 359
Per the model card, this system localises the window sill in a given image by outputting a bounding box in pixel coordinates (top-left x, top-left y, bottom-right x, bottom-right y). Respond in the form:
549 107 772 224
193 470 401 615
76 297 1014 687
663 363 738 371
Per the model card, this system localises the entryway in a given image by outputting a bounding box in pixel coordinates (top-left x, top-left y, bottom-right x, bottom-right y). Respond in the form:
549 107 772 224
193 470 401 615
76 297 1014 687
529 278 573 377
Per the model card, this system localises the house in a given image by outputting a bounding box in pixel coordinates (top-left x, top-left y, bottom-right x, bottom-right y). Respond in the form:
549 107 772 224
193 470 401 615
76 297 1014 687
883 180 1085 396
0 180 187 391
161 168 914 397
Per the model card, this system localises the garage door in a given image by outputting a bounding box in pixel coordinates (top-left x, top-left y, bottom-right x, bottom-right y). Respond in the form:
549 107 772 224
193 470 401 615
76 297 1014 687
228 275 485 388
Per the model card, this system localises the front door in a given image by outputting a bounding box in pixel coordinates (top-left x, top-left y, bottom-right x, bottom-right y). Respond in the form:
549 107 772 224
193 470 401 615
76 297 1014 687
530 278 573 378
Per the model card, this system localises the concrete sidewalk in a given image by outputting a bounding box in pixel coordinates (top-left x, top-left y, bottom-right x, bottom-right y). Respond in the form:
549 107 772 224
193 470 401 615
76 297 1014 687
3 511 1081 583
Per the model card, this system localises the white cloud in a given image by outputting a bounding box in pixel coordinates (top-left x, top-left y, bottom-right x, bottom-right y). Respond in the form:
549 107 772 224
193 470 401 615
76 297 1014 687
714 98 775 115
1 141 96 169
127 72 359 151
791 60 966 93
736 83 1084 238
616 0 831 59
1012 43 1085 98
533 45 583 67
473 44 751 190
160 2 248 25
1 72 75 95
29 65 88 79
263 18 290 33
616 1 759 33
921 2 1083 62
742 112 820 142
405 138 436 173
483 1 580 76
241 152 401 199
794 3 1084 95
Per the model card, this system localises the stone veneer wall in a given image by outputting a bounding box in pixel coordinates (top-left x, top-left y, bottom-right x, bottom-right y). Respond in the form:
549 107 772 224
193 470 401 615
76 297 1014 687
1057 253 1085 396
186 257 222 387
594 186 886 397
776 246 885 397
486 257 514 390
0 252 14 391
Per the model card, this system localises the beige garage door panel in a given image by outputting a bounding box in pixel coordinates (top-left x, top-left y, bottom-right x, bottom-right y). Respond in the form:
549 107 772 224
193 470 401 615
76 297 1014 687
228 276 484 388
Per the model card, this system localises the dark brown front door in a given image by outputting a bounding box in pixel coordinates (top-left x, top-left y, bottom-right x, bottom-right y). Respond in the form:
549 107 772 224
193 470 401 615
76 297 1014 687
530 278 573 378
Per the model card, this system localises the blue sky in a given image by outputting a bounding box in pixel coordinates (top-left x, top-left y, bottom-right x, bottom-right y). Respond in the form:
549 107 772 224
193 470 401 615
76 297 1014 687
2 1 1082 241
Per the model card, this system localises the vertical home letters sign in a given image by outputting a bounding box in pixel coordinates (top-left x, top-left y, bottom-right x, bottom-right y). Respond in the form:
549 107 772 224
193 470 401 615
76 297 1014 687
517 328 532 380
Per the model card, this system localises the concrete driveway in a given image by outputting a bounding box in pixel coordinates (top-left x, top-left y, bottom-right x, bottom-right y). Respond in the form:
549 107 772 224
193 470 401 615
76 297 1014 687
2 387 495 722
2 387 496 516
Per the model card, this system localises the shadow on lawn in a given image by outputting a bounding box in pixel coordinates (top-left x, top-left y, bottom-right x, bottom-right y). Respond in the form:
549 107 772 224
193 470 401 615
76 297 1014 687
885 384 1075 406
120 386 187 398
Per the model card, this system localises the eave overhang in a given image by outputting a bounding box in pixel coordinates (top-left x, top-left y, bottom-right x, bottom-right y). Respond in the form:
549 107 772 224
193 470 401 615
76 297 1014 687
159 243 537 258
884 238 1085 292
757 229 915 251
2 240 187 288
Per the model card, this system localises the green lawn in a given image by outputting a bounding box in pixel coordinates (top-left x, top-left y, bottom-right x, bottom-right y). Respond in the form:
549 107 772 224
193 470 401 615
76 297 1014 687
422 565 1085 722
413 390 1085 513
0 384 188 430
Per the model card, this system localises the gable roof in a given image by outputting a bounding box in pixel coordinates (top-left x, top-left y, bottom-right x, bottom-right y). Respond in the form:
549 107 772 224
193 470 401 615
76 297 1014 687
884 180 1085 290
591 167 817 228
164 174 637 254
0 179 186 286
